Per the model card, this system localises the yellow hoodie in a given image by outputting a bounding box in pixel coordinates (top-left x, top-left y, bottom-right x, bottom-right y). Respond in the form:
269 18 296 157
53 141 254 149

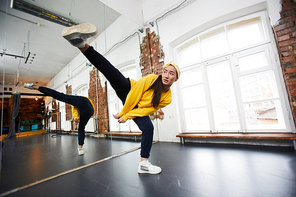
72 97 95 122
118 74 172 121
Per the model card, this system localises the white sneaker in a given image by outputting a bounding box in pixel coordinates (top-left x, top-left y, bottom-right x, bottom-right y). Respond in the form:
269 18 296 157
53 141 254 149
61 23 98 48
138 160 162 174
78 147 84 156
24 83 36 90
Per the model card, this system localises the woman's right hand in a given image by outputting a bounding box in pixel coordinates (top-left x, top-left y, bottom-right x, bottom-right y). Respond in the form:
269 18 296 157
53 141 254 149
113 113 120 119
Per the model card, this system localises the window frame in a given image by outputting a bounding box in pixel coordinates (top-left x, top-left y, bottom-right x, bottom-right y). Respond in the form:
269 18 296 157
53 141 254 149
174 11 295 133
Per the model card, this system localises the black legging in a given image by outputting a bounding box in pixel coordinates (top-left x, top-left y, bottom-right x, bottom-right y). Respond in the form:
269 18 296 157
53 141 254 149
38 87 94 145
83 46 154 158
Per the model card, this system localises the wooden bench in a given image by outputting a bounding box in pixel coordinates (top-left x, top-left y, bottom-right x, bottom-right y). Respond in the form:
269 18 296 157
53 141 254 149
103 132 142 141
2 130 46 139
176 133 296 150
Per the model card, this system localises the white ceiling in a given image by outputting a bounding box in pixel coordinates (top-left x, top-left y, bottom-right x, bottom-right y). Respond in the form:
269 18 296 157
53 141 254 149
0 0 188 87
0 0 123 85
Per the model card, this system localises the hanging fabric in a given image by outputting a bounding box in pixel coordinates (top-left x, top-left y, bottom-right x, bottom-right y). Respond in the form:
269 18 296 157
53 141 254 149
6 92 21 139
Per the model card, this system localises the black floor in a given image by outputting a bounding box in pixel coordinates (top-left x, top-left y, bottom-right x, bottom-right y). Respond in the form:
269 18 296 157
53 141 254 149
1 134 296 197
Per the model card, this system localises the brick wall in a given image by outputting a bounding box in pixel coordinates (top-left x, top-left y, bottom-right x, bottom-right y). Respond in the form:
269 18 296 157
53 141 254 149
274 0 296 124
140 28 165 77
89 67 109 133
18 98 43 121
140 28 165 120
51 99 60 129
0 97 43 127
0 98 11 127
65 85 72 121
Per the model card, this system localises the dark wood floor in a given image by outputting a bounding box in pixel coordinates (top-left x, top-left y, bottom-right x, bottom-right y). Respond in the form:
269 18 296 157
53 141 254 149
1 134 296 197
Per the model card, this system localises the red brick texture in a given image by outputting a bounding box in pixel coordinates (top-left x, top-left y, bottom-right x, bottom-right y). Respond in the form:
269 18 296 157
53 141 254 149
140 28 165 120
18 98 44 121
89 67 109 133
0 98 10 126
274 0 296 123
51 99 60 130
65 85 72 121
0 97 43 127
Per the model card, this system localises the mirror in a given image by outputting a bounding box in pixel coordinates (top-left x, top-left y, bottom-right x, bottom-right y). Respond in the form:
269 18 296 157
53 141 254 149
0 0 161 194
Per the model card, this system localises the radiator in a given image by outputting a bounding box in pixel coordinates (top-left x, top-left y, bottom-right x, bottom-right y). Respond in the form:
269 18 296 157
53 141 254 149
63 121 72 131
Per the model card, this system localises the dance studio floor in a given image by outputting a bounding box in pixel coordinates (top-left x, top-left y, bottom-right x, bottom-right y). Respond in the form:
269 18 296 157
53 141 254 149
1 134 296 197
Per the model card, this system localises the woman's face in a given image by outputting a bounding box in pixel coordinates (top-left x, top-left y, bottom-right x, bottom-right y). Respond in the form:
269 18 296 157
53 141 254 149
162 65 178 86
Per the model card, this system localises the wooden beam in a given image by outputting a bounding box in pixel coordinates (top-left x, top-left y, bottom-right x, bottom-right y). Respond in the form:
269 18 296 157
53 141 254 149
176 133 296 140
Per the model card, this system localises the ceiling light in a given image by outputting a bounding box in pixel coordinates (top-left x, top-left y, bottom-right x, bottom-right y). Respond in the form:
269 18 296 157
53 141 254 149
10 0 79 27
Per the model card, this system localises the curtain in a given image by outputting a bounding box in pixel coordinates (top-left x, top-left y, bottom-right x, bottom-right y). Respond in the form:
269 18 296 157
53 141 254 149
6 93 21 138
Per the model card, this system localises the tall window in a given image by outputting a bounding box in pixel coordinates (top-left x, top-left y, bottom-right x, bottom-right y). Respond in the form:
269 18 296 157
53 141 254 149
60 103 65 129
107 64 140 132
176 12 293 133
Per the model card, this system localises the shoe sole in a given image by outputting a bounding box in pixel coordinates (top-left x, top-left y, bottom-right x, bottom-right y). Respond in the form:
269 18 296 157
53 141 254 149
138 169 162 174
61 23 98 40
24 83 35 90
24 86 34 90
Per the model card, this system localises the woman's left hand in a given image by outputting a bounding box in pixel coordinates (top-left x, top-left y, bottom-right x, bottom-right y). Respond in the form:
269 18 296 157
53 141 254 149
113 113 120 119
74 118 79 125
118 117 126 123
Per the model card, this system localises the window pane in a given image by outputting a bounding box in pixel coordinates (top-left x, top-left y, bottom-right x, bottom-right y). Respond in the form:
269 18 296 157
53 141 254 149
181 68 203 86
126 66 137 79
201 27 229 59
185 108 210 130
244 100 286 129
239 71 279 102
178 38 201 66
120 119 130 131
75 86 88 96
109 103 119 131
182 85 206 108
207 61 240 130
237 51 268 72
227 17 265 51
108 91 117 102
130 120 140 131
108 65 137 132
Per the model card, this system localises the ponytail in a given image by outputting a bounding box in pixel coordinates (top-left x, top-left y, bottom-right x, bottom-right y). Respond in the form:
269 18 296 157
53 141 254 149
148 75 162 108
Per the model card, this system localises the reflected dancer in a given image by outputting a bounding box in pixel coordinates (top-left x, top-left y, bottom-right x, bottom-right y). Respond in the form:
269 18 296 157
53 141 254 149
24 84 94 156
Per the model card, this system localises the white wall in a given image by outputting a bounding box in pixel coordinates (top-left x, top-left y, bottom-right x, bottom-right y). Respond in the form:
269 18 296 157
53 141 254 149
142 0 185 24
49 0 282 142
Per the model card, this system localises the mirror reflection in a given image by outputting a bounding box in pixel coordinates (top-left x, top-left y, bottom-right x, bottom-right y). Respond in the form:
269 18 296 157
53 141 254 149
0 0 164 193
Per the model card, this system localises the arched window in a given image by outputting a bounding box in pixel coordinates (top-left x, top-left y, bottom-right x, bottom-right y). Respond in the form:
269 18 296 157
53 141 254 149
74 84 88 97
175 11 294 133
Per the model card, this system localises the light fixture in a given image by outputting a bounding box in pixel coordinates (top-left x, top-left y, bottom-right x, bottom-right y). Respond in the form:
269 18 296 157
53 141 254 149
0 48 36 64
35 96 38 101
10 0 80 27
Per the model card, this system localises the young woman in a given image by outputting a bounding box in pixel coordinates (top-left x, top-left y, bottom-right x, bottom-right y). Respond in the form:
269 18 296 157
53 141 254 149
61 23 180 174
23 84 94 156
